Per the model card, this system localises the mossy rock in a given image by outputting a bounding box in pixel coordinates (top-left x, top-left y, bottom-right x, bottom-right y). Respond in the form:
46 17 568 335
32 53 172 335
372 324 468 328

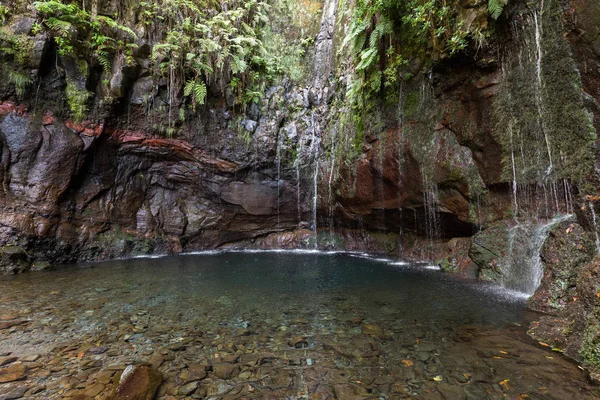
438 255 458 272
31 260 52 271
529 221 594 313
469 220 514 283
0 245 32 274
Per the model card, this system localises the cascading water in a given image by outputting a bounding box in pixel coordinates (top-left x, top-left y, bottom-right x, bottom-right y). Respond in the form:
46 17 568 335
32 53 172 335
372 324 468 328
422 175 441 258
501 214 573 295
589 202 600 255
486 0 597 296
309 111 320 248
276 132 282 226
327 131 337 242
533 2 554 177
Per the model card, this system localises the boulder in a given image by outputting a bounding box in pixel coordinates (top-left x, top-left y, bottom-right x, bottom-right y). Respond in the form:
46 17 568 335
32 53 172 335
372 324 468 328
469 220 514 283
0 246 31 274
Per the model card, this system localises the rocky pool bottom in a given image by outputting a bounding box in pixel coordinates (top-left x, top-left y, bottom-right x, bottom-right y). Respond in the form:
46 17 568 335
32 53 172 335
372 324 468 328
0 251 598 400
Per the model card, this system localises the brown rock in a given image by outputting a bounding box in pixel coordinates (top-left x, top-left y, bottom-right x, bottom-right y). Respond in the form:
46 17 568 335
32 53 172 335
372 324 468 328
212 363 240 379
110 363 162 400
84 382 105 397
361 323 384 336
0 320 26 330
184 364 208 382
0 363 26 383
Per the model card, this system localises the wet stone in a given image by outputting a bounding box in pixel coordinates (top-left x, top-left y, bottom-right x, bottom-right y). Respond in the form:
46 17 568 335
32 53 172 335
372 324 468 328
213 363 240 379
177 381 198 396
0 386 28 400
180 364 208 382
361 323 384 336
87 346 108 355
21 354 40 362
112 363 162 400
0 357 17 366
0 364 26 383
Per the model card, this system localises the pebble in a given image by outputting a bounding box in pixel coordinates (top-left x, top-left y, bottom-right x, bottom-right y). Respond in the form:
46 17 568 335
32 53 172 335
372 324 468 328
177 381 198 396
361 323 384 336
213 363 240 379
87 346 108 355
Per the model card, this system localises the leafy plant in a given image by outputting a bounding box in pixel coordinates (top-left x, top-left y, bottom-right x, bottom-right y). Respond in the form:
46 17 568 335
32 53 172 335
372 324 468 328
8 70 32 97
184 79 207 109
339 0 500 131
66 82 91 121
33 1 137 61
488 0 509 20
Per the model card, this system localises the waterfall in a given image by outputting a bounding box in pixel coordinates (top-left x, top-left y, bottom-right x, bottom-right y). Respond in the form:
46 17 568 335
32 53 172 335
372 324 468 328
422 175 440 258
533 3 554 177
327 131 337 243
296 162 301 223
589 202 600 255
313 0 338 89
276 131 282 226
501 214 573 295
309 112 320 248
508 120 519 216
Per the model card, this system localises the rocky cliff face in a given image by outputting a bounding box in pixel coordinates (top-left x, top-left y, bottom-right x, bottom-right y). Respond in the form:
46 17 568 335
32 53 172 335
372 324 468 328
1 0 600 379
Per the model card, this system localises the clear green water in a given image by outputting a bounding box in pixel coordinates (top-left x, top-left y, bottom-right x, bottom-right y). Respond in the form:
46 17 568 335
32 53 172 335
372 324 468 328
0 251 597 399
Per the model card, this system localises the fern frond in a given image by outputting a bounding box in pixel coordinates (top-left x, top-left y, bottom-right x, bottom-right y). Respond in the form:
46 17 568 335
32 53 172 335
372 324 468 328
488 0 509 20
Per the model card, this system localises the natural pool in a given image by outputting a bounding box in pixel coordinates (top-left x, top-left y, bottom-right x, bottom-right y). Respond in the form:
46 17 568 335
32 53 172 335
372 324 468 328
0 251 598 399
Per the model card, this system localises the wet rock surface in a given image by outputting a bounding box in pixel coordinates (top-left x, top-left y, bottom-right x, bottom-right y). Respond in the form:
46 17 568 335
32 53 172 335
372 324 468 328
0 252 598 399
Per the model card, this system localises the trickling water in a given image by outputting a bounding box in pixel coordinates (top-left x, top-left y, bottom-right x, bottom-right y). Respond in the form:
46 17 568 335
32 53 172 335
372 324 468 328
509 121 519 217
532 5 554 176
589 202 600 255
327 132 337 241
296 162 302 223
422 175 440 258
310 112 320 248
501 214 573 295
276 132 282 226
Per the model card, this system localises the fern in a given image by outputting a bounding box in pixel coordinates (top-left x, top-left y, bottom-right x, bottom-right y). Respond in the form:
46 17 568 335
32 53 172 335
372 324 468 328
488 0 509 20
8 70 32 97
184 79 207 107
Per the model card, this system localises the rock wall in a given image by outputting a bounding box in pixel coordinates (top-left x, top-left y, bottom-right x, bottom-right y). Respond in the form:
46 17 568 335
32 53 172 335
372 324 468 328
0 0 597 265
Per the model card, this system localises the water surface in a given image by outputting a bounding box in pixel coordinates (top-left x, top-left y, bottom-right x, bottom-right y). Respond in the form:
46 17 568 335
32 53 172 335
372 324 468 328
0 252 597 399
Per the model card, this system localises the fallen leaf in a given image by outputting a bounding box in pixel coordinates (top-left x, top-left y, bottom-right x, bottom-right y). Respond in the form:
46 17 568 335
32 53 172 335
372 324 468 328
499 350 508 355
493 356 503 359
538 342 550 347
432 375 443 382
499 379 511 390
402 359 414 367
